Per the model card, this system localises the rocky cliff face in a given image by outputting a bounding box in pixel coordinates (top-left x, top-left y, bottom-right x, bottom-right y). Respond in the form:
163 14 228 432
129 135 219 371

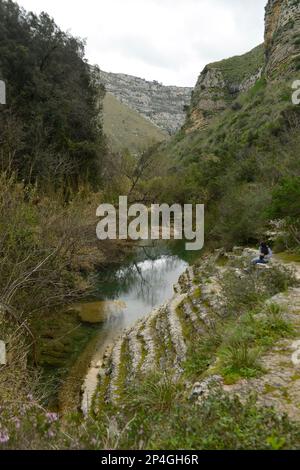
265 0 300 78
97 70 192 135
186 45 264 132
186 0 300 133
186 45 265 132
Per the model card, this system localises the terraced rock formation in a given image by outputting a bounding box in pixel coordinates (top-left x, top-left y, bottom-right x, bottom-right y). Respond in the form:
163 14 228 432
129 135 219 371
186 45 264 132
222 258 300 421
90 252 227 411
88 248 300 428
265 0 300 78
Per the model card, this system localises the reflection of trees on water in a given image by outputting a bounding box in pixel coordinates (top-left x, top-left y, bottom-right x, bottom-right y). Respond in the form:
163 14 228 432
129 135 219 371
96 241 188 307
103 308 126 332
97 256 185 304
117 255 184 306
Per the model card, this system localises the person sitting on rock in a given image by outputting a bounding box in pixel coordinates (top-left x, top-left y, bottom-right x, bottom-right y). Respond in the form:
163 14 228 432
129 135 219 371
252 242 273 265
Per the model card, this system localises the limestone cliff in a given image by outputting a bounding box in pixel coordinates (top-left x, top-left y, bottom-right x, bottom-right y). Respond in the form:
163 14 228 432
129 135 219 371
185 0 300 133
185 45 264 132
97 70 192 135
264 0 300 77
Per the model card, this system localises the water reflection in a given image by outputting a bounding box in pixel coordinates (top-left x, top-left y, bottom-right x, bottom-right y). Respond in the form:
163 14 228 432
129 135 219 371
96 253 188 328
80 241 198 413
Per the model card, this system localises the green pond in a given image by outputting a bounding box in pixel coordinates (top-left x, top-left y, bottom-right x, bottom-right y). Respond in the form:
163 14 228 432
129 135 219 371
86 240 197 324
38 240 201 411
80 240 201 412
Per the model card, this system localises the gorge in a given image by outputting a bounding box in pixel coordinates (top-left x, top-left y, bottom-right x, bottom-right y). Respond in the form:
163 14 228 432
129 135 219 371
1 0 300 451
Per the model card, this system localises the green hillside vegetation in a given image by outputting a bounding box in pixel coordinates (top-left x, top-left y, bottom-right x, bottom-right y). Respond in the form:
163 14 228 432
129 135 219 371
146 44 300 250
103 93 169 154
0 0 107 189
209 44 264 85
2 0 300 453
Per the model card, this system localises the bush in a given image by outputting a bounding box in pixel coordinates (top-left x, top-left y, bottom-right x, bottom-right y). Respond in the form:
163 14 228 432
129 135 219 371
268 177 300 248
81 380 300 450
220 263 297 315
0 173 96 317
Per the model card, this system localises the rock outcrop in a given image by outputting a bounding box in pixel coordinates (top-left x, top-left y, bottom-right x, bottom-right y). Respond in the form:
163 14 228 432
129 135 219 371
185 0 300 133
185 45 264 132
97 70 192 135
264 0 300 77
89 252 227 410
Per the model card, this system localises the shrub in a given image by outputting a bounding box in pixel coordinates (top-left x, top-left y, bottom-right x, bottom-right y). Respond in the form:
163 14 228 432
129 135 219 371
220 263 297 316
218 339 263 382
84 381 300 450
268 177 300 248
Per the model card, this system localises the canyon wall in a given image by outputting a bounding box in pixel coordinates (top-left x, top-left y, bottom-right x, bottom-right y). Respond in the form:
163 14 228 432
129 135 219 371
97 70 192 135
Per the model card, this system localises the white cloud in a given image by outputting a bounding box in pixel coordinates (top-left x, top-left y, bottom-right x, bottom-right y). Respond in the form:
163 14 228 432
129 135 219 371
18 0 266 86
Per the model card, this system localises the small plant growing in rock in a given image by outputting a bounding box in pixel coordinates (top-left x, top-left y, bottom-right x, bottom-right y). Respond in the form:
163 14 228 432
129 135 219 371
218 337 263 384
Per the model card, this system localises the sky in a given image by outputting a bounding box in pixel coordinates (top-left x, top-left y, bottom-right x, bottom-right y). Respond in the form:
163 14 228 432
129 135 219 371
18 0 267 87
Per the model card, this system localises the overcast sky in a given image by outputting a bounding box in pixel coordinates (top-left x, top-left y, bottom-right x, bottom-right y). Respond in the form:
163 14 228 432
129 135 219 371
18 0 267 87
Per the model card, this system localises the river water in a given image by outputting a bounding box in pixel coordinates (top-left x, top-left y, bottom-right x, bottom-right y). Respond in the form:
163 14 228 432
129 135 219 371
78 241 197 413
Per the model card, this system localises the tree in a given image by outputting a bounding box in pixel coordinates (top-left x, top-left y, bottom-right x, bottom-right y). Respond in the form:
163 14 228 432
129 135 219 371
0 0 107 189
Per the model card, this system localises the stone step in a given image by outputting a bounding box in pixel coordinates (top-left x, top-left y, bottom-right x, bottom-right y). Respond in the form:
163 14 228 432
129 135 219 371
107 336 124 403
167 295 187 366
140 309 160 373
154 305 176 369
127 326 143 378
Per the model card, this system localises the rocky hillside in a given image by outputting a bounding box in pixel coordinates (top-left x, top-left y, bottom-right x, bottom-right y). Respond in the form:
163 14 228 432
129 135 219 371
151 0 300 249
186 44 264 132
185 0 300 132
97 70 192 135
102 93 168 154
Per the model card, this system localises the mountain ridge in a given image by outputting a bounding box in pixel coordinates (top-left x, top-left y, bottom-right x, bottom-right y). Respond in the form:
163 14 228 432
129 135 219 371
97 69 192 135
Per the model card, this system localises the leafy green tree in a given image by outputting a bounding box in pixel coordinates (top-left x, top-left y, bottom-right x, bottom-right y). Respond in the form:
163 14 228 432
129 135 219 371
0 0 107 188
